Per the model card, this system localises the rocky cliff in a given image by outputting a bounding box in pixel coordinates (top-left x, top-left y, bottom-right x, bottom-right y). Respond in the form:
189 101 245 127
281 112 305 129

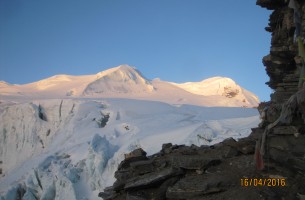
99 1 305 199
256 0 305 197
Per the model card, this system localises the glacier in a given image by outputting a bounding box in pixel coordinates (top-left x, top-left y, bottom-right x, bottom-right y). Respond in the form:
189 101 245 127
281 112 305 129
0 98 259 199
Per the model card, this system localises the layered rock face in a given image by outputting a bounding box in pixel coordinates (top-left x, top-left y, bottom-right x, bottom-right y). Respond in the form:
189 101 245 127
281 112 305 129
100 1 305 199
99 133 266 200
257 0 305 176
258 0 298 104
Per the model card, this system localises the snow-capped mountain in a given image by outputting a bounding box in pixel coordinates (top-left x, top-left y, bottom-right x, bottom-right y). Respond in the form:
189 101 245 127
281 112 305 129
0 65 259 107
83 65 154 95
171 77 259 106
0 64 262 199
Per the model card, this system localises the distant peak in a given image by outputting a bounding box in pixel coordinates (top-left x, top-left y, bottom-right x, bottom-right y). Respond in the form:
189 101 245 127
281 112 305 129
0 81 11 86
83 64 154 95
200 76 235 83
117 64 136 70
96 65 139 79
47 74 72 80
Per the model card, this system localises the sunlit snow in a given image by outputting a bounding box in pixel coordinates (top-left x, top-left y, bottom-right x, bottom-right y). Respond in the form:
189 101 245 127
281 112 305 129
0 65 260 199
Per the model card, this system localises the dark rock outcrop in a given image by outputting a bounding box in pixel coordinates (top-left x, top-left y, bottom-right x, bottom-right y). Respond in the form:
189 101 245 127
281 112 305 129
0 160 2 175
256 0 305 177
99 133 273 199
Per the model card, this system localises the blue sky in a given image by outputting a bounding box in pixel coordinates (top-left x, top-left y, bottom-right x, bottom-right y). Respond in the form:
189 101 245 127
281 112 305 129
0 0 272 101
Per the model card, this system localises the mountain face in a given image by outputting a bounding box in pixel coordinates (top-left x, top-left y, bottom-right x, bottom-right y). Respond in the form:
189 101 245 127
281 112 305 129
173 77 244 96
172 77 259 107
0 65 259 107
83 65 155 95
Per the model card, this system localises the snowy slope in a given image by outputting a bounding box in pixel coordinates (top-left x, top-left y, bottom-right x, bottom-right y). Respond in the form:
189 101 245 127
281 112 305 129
0 65 259 107
83 65 154 95
171 77 259 106
0 81 24 97
0 98 260 199
172 77 242 96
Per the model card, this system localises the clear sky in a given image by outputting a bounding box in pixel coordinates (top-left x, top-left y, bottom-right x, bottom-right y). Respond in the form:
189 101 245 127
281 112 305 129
0 0 272 101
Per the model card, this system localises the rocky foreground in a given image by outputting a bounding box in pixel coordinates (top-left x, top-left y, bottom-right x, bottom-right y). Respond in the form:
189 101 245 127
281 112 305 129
99 127 305 200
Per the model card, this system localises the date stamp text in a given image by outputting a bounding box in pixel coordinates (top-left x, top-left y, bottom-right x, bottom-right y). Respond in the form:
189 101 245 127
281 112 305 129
240 178 286 187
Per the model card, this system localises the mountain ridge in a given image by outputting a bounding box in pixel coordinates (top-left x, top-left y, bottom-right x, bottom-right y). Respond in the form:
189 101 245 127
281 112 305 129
0 65 259 107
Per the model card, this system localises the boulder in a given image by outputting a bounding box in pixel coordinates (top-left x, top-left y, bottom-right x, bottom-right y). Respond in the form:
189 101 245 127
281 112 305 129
124 167 183 190
171 155 221 170
124 148 147 160
166 174 234 199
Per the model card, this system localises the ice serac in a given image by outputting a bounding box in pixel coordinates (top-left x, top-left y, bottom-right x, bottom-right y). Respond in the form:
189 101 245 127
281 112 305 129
83 65 155 95
0 100 77 176
85 134 117 191
0 98 260 199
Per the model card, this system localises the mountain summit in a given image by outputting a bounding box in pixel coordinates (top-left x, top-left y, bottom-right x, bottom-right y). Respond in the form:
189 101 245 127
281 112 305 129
172 77 259 106
0 65 259 107
83 65 154 95
173 77 242 96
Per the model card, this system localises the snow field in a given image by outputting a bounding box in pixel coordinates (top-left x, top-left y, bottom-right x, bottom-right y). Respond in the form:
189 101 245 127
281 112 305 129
0 98 259 199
